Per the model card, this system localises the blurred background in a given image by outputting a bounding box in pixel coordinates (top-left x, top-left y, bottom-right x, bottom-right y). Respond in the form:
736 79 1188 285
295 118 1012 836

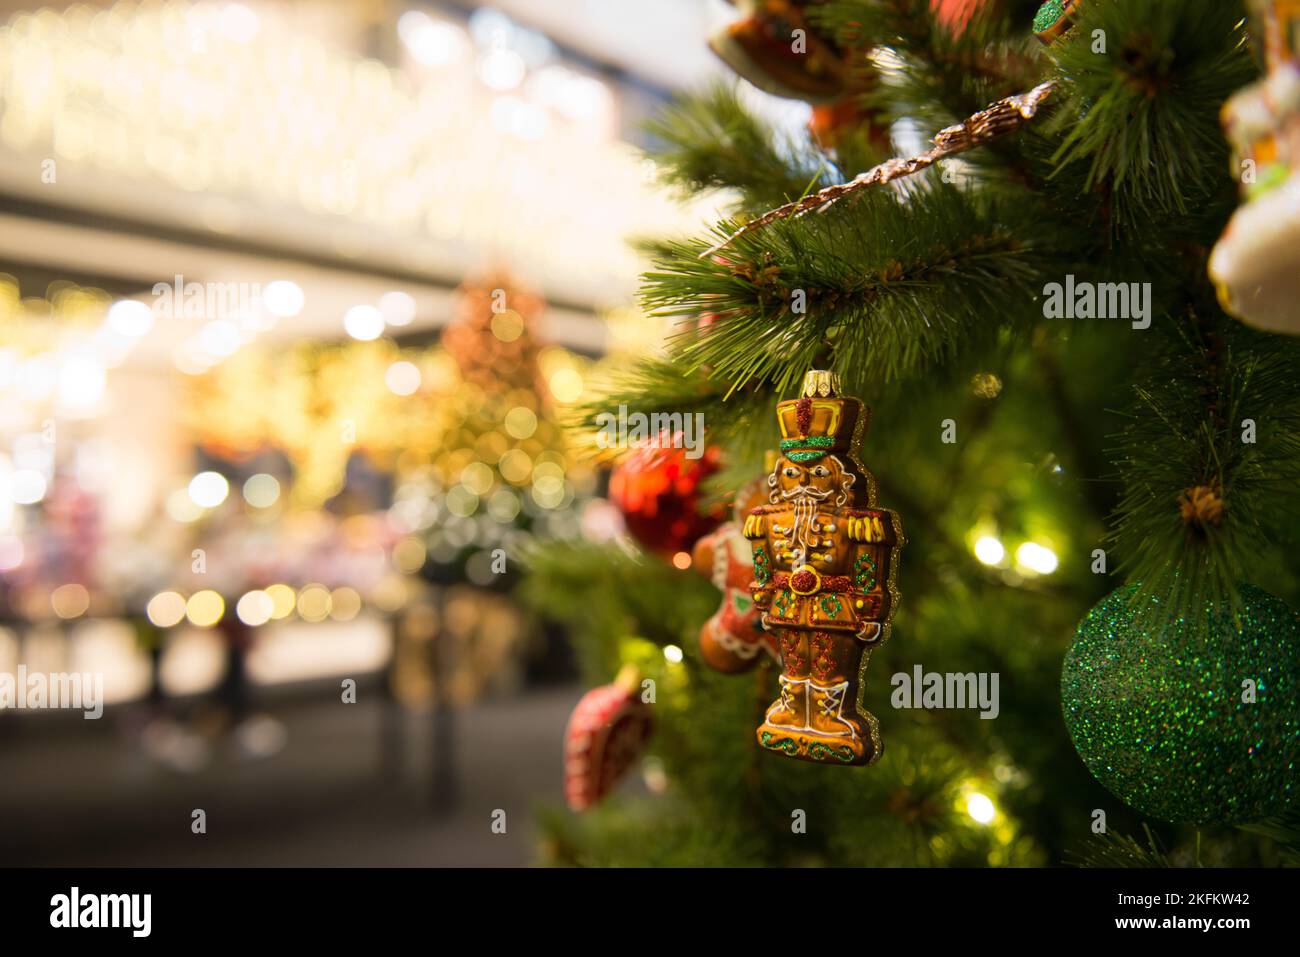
0 0 788 866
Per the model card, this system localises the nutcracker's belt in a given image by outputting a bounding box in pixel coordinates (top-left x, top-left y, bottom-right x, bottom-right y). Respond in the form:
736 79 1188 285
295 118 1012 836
772 572 853 594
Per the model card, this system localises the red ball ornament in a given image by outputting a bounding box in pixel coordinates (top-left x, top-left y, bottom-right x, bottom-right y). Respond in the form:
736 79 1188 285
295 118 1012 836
608 442 725 557
564 667 653 811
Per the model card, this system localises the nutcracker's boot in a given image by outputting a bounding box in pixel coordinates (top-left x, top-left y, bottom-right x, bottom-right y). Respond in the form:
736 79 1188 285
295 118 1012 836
799 681 871 764
761 628 810 732
763 674 809 731
804 632 874 763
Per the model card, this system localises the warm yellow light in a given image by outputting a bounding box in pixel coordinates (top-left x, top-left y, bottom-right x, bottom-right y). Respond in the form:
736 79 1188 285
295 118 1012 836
262 281 304 317
548 368 584 402
503 406 537 439
498 449 533 484
166 488 203 523
378 291 416 326
0 2 714 311
107 299 154 337
663 644 684 664
186 590 225 628
236 590 274 626
489 309 524 342
343 305 384 341
10 470 46 505
265 584 296 620
188 471 229 508
446 485 479 517
147 591 187 628
966 792 997 825
329 587 362 622
671 551 692 570
392 536 427 573
370 575 409 613
973 536 1005 566
296 583 332 622
51 583 90 619
531 477 565 510
460 461 495 496
1015 542 1059 575
385 360 421 396
486 489 521 523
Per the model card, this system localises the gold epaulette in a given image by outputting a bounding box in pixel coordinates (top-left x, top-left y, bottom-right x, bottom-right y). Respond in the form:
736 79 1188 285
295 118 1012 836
742 513 766 539
846 513 888 544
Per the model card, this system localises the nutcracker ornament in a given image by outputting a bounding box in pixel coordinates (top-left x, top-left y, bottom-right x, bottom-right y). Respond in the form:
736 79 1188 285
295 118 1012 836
1210 0 1300 335
743 371 903 765
709 0 850 103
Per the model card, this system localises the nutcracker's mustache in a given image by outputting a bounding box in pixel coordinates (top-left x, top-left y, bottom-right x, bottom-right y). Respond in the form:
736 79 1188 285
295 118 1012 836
778 488 831 558
781 484 831 501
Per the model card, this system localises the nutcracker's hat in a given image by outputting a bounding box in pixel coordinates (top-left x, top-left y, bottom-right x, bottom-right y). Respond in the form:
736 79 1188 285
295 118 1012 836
776 370 868 463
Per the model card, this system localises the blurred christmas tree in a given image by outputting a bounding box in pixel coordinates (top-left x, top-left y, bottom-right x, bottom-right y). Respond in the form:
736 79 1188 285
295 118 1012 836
413 274 597 586
523 0 1300 867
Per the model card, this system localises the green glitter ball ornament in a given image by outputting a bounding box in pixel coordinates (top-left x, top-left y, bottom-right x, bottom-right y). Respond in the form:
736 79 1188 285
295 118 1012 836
1061 583 1300 825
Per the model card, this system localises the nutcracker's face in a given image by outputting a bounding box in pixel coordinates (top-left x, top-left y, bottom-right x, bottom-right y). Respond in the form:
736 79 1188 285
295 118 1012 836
771 454 855 507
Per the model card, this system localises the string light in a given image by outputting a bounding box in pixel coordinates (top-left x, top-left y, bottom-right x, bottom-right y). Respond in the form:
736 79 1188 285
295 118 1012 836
188 471 229 508
0 1 718 300
385 361 421 396
147 591 187 627
9 469 47 505
378 291 416 327
296 583 332 623
1015 542 1059 576
185 590 225 627
343 305 385 341
966 792 997 825
265 584 296 620
50 583 90 619
236 589 274 626
242 473 280 508
262 281 305 318
973 535 1005 566
106 300 155 337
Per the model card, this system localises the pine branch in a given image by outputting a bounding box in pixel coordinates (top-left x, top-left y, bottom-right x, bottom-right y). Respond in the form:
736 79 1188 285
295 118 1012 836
1238 809 1300 867
699 80 1056 258
644 176 1057 396
644 83 832 213
1108 311 1300 618
1046 0 1257 228
814 0 1044 128
1067 824 1174 868
572 357 776 470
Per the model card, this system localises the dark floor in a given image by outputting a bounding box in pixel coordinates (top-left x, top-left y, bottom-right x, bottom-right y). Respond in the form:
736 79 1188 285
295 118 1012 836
0 683 584 867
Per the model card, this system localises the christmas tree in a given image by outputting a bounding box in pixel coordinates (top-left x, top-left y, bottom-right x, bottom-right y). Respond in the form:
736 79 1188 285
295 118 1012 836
524 0 1300 867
